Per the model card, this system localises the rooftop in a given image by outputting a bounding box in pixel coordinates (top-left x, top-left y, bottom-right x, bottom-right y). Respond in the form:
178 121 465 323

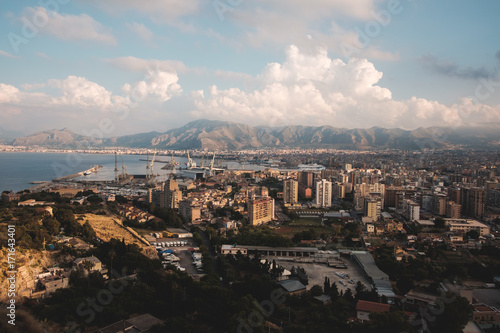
74 255 101 265
278 279 306 293
473 304 498 312
98 313 163 333
444 219 489 228
314 294 331 303
246 245 319 253
356 300 390 313
416 220 435 226
352 251 389 281
404 290 439 304
473 289 500 308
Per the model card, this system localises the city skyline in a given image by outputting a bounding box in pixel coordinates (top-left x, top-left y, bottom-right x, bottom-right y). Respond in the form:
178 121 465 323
1 0 500 138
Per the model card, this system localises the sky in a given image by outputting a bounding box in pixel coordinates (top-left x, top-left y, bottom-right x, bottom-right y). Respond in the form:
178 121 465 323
0 0 499 138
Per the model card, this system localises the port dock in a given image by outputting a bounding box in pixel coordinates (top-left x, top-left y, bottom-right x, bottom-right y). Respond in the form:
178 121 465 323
52 165 102 182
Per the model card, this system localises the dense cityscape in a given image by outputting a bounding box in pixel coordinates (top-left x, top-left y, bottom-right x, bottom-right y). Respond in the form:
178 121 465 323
1 145 499 332
2 0 500 332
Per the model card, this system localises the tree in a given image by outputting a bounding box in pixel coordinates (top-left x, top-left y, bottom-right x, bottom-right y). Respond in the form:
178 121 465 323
108 248 116 277
368 310 412 333
55 208 82 235
330 282 339 299
83 260 94 289
434 217 446 229
355 281 365 295
55 208 76 224
115 195 128 204
273 263 284 279
465 230 480 240
343 288 354 304
293 267 309 286
292 228 317 243
432 295 473 333
42 217 60 235
81 221 96 242
324 277 331 295
86 195 103 204
357 288 380 303
342 222 361 238
396 275 414 295
310 285 323 297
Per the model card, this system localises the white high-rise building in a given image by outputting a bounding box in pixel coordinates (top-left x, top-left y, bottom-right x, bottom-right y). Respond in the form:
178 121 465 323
404 200 420 222
316 179 332 208
364 197 382 221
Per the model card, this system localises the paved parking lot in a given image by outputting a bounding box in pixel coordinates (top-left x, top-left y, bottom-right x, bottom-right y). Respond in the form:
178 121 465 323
176 249 199 275
271 256 372 292
154 238 201 275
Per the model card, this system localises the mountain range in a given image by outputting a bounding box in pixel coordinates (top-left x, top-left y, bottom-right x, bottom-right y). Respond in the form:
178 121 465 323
8 119 500 150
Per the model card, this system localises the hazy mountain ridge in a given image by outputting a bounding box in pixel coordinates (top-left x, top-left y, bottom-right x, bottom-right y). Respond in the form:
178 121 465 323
11 128 104 147
10 120 500 150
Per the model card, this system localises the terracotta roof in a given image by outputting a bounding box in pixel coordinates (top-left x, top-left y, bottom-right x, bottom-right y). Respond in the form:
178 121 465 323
356 300 390 313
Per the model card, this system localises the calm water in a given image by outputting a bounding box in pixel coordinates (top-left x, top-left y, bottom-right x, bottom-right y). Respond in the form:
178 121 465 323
0 152 186 192
0 152 252 192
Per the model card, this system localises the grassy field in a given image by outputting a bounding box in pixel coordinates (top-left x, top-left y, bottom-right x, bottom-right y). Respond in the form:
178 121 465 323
76 213 157 258
275 226 307 238
365 237 382 247
289 217 323 226
275 224 332 238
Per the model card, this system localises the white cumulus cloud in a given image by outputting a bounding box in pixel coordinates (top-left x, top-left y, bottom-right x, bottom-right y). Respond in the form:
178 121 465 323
192 45 500 129
48 76 115 108
122 70 182 102
0 84 21 104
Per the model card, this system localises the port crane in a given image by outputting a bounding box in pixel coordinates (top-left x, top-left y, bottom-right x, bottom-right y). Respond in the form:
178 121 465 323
146 149 157 179
207 152 216 177
114 152 119 182
186 151 196 169
120 156 127 179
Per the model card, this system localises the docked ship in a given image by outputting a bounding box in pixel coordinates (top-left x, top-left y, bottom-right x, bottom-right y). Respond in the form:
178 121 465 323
161 154 180 170
297 163 325 172
181 151 225 179
83 165 100 176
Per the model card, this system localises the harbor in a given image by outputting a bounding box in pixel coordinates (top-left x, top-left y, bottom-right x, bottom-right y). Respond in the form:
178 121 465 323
52 165 102 182
0 151 258 193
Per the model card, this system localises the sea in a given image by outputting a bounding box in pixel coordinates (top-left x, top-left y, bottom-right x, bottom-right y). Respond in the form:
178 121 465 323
0 152 247 193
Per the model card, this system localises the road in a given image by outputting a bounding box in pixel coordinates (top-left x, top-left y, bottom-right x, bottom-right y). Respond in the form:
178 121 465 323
198 229 221 276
